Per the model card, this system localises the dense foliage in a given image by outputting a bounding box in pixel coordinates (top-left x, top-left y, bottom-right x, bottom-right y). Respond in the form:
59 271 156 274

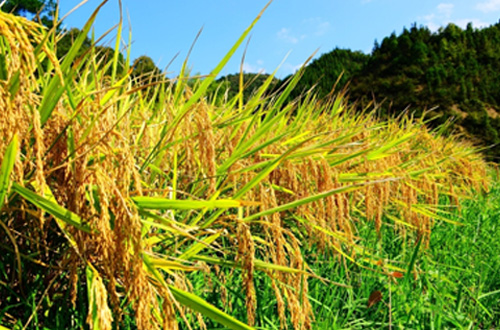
1 0 55 26
283 22 500 160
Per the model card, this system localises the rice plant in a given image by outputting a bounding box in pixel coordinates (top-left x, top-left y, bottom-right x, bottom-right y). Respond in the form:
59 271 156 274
0 3 492 330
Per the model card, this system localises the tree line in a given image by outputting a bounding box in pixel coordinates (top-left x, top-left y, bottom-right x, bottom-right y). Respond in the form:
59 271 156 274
278 22 500 160
1 0 163 82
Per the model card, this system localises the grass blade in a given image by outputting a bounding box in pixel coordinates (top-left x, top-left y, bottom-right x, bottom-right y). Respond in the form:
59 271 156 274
404 236 422 285
168 285 255 330
12 183 91 233
39 0 109 125
0 134 18 210
141 1 273 171
243 183 365 222
132 197 258 210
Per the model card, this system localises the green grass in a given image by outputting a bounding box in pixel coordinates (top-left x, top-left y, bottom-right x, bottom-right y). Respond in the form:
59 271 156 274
187 179 500 329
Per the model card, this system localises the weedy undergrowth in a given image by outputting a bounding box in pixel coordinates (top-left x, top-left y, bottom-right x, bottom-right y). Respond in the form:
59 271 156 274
0 2 492 330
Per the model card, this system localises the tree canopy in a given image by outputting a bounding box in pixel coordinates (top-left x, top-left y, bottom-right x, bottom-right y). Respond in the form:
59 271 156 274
131 56 162 79
1 0 55 26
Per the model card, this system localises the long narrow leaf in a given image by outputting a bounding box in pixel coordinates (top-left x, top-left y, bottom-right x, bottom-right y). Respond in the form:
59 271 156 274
243 183 365 222
39 1 109 125
141 0 273 171
132 197 258 210
12 183 91 233
169 285 255 330
0 134 18 210
178 232 221 260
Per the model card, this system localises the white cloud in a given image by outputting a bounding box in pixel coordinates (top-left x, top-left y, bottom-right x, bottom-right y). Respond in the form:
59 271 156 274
277 19 329 45
242 61 266 74
302 17 331 36
420 4 451 31
437 3 454 18
454 18 489 29
425 20 440 31
315 21 331 36
420 13 438 31
420 3 487 32
476 0 500 12
281 61 307 75
277 28 299 44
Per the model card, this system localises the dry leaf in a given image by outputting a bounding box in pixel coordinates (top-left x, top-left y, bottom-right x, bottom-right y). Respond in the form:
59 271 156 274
392 271 404 278
367 290 383 308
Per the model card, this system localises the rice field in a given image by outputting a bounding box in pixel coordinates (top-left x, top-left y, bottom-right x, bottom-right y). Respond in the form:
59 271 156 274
0 4 497 330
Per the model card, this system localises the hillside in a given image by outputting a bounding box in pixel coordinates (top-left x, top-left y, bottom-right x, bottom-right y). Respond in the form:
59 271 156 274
220 22 500 160
293 22 500 160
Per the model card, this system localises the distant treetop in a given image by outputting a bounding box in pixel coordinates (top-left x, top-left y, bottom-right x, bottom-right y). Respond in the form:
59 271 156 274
1 0 55 26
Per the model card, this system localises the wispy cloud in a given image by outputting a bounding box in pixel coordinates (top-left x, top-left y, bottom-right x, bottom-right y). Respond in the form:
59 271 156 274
437 3 454 17
277 27 300 44
420 3 454 31
303 17 331 36
277 18 330 45
281 61 307 75
420 3 487 31
454 18 489 29
476 0 500 12
242 61 266 74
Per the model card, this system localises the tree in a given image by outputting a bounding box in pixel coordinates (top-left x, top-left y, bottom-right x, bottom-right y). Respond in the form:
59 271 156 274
283 21 500 161
131 56 162 82
1 0 55 26
56 28 92 60
94 45 126 77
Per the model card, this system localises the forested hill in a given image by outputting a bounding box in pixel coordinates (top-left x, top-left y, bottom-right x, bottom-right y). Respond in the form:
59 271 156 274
218 22 500 160
291 21 500 160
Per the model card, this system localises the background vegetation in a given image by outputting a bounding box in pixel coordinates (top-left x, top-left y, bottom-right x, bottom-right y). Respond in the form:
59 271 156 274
220 22 500 161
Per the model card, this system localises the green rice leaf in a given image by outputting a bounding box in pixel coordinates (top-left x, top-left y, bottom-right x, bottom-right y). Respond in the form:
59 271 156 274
8 70 20 98
0 134 18 211
168 285 255 330
366 132 414 160
141 1 273 171
148 256 201 272
178 232 221 260
132 196 258 210
194 255 307 274
143 255 254 329
217 109 289 175
12 183 91 233
39 1 109 125
0 53 7 80
232 141 303 200
243 183 365 222
111 1 123 84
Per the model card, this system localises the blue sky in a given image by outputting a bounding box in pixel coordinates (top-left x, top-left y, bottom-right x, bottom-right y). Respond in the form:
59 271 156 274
58 0 500 78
